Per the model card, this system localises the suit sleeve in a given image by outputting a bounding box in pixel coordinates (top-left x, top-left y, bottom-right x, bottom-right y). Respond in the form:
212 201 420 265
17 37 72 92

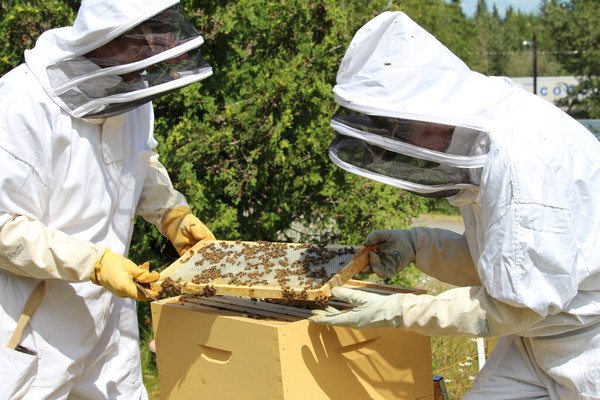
135 153 187 233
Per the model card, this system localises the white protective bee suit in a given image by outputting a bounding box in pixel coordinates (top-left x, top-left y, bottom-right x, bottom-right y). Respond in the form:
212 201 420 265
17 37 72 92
310 12 600 400
0 1 212 398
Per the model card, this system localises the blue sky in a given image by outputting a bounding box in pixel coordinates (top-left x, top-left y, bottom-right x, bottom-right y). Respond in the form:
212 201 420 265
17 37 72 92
457 0 542 16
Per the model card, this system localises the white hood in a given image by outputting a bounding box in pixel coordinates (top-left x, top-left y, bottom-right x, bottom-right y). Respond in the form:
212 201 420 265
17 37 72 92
328 11 513 197
333 11 516 132
24 0 212 119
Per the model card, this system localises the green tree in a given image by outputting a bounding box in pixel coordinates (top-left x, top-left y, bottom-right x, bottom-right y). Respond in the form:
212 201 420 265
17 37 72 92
470 0 512 74
542 0 600 117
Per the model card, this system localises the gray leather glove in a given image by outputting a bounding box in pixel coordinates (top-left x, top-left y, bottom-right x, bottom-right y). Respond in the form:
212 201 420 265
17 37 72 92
363 229 417 278
309 287 403 329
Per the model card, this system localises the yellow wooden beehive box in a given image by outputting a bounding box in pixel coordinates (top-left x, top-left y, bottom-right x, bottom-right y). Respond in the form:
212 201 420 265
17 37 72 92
151 280 434 400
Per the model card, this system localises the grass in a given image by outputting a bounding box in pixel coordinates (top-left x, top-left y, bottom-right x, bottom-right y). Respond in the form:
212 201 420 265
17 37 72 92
432 335 498 399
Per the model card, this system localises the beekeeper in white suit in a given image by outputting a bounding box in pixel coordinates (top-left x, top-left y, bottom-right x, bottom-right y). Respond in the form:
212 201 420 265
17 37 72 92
310 12 600 400
0 1 215 398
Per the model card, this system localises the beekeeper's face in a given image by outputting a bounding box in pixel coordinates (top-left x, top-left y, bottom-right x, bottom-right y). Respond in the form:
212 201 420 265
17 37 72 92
85 15 188 80
370 116 454 153
403 123 454 153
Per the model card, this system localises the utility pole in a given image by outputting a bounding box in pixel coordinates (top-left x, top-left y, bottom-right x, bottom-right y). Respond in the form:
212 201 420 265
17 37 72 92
522 32 538 95
532 32 538 95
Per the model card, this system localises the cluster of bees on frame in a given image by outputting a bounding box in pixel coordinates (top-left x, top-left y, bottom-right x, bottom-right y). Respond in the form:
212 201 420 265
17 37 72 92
161 241 357 300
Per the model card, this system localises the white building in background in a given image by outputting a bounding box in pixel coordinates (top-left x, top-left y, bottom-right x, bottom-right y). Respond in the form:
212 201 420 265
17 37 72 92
509 76 580 104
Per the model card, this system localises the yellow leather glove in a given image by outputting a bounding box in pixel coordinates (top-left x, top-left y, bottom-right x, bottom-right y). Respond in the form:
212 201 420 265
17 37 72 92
90 248 160 301
161 206 215 255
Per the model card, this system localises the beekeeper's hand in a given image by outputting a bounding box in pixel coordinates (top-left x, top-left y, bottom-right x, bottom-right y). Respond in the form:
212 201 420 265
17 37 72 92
161 206 215 255
91 248 160 301
362 229 416 278
309 287 403 329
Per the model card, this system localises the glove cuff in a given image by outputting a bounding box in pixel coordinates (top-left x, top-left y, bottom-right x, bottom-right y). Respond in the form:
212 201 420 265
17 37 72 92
387 293 406 327
160 206 191 238
409 227 419 255
90 248 111 285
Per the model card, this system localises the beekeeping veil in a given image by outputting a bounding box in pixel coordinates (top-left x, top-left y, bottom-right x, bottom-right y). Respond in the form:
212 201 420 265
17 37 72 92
24 0 212 119
329 12 515 197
